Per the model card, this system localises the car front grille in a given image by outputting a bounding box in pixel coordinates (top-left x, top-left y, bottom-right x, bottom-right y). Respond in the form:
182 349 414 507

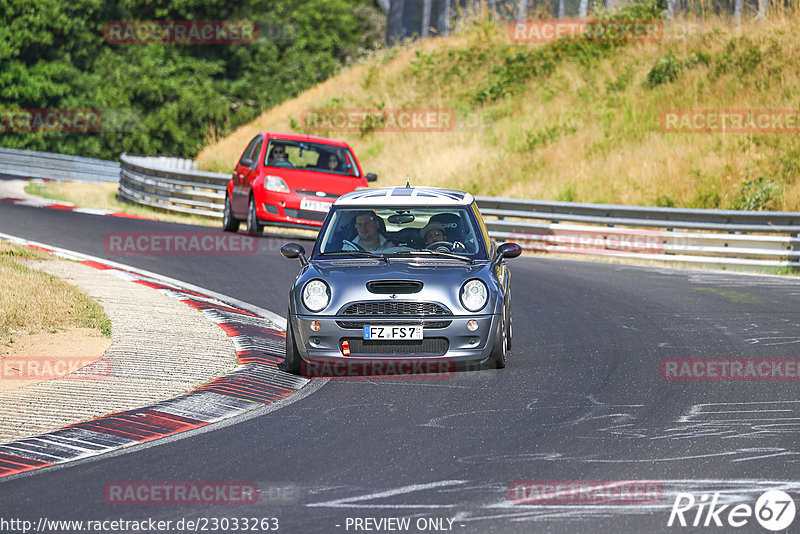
340 301 450 316
284 208 327 222
335 320 452 329
342 337 449 356
294 190 339 199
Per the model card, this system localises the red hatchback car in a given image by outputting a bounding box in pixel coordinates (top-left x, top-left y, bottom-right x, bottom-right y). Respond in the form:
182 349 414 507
223 132 376 234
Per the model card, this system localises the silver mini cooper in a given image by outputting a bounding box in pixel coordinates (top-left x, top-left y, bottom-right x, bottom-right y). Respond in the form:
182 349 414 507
281 186 521 375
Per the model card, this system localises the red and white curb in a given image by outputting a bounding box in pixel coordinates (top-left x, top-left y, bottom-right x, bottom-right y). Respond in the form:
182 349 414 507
0 233 306 479
0 194 158 221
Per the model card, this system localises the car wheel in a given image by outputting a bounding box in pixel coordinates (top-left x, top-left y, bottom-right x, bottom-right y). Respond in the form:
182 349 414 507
489 309 507 369
222 195 241 232
247 196 263 236
284 315 302 375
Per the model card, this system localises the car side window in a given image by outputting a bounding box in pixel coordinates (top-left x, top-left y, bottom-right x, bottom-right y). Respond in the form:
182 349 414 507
247 139 263 169
239 136 261 167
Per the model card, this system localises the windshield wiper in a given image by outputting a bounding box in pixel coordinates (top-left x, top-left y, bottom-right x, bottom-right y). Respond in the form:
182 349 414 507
393 249 474 264
319 251 389 263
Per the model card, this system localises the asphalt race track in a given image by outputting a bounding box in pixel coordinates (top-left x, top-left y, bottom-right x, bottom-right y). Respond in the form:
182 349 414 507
2 200 800 533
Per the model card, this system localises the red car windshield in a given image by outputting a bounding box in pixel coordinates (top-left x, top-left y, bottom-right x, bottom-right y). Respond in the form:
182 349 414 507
265 140 360 177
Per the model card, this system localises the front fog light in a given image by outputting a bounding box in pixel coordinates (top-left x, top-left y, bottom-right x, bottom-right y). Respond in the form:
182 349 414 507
467 319 479 331
311 320 321 331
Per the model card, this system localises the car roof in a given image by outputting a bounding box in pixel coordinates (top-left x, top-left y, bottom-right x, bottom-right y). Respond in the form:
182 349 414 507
262 132 351 148
334 186 474 207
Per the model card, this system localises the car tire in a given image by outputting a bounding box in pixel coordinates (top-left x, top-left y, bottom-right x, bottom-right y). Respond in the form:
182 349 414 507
247 196 263 236
489 308 507 369
284 315 302 375
222 195 241 232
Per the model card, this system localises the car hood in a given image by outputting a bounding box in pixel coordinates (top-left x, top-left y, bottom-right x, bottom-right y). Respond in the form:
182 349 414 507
293 259 499 316
266 168 366 195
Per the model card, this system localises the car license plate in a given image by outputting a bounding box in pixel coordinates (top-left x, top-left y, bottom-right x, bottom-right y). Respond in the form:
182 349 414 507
300 198 332 213
363 325 423 340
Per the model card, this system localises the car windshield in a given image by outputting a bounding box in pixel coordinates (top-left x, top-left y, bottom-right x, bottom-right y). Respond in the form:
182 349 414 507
265 139 360 177
314 206 487 260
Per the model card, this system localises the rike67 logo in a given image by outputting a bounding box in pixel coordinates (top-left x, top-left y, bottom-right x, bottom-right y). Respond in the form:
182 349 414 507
668 490 796 531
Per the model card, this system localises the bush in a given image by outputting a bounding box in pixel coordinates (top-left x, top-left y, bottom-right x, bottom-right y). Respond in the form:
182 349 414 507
734 175 781 210
518 121 577 152
713 37 763 79
644 50 709 88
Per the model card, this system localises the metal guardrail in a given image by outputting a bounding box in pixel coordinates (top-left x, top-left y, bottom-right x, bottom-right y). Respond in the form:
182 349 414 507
118 153 228 218
118 154 800 271
0 147 120 182
123 154 198 172
476 197 800 271
2 148 798 272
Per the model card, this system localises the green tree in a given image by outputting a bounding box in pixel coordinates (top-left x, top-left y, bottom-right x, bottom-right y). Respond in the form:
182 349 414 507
0 0 384 159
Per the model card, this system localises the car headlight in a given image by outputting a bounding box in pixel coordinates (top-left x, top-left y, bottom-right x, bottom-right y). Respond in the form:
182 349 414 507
265 175 289 193
302 279 330 312
460 279 488 312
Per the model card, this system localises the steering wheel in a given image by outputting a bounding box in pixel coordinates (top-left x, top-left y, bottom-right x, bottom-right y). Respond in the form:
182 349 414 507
269 158 295 168
426 241 454 252
341 239 365 251
426 241 467 253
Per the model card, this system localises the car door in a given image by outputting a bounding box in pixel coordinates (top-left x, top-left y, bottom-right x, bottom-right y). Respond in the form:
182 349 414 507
232 135 262 215
244 137 264 196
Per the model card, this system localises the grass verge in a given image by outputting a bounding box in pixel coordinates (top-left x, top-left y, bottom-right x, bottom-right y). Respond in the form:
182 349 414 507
0 242 112 347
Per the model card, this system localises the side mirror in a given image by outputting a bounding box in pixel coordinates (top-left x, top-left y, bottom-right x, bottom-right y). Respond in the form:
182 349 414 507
365 172 377 182
493 242 522 264
281 242 308 265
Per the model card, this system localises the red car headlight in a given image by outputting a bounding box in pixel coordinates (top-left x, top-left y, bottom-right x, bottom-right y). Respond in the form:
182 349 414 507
265 175 289 193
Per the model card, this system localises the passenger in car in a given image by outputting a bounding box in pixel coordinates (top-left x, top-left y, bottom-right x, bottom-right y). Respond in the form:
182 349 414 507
326 154 340 171
343 211 395 252
270 145 286 159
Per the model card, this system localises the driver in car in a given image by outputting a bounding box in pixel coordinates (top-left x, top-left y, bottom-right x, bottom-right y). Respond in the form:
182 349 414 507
268 144 289 163
420 221 447 246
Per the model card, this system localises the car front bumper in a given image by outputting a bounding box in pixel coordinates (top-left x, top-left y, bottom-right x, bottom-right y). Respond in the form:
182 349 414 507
257 193 329 227
290 313 500 372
